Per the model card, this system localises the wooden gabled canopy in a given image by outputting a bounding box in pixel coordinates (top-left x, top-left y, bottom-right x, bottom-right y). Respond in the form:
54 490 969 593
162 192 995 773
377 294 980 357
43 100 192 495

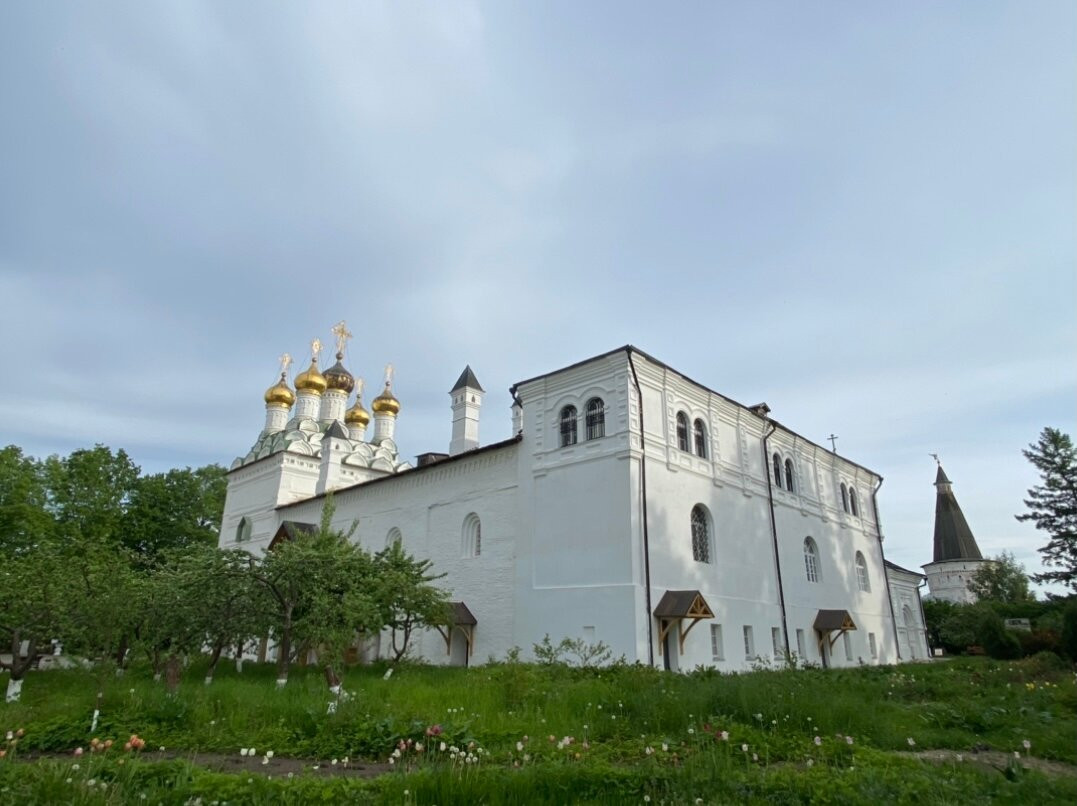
654 590 714 655
434 602 477 660
267 521 317 551
813 609 856 651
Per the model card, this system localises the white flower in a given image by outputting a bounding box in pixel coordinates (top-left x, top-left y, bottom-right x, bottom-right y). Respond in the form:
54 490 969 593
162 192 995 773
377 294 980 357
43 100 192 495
516 741 524 752
87 779 96 787
261 757 269 765
661 743 669 752
907 738 915 747
240 748 248 757
287 772 294 779
806 759 814 767
265 750 274 759
686 727 693 734
65 778 72 784
250 747 256 756
846 736 854 745
331 758 338 765
752 753 758 761
1014 751 1020 759
956 754 964 762
440 742 447 752
72 764 80 771
813 736 821 746
645 746 654 755
741 744 748 753
1022 739 1031 751
644 797 651 804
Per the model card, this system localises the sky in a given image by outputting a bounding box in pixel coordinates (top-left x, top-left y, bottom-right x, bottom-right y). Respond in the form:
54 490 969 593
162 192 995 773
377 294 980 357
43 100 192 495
1 2 1074 592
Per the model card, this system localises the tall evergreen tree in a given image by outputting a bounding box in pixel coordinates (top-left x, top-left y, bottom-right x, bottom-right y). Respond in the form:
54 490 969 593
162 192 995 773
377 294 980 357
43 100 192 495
1017 428 1077 591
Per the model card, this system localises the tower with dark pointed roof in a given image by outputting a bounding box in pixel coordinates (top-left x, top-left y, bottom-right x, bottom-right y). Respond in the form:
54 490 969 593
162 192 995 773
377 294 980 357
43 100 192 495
922 463 988 604
449 365 484 456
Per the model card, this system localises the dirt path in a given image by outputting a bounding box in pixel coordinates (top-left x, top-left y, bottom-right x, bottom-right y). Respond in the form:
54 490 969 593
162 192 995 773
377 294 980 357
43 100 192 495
902 749 1077 779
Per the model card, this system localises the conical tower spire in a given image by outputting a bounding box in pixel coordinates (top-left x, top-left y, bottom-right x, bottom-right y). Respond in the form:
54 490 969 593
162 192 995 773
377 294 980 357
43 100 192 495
931 464 982 561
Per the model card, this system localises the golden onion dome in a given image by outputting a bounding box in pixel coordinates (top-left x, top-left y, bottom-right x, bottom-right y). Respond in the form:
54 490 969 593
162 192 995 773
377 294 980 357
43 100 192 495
263 373 295 407
323 352 355 394
371 383 401 416
344 396 371 427
294 358 327 395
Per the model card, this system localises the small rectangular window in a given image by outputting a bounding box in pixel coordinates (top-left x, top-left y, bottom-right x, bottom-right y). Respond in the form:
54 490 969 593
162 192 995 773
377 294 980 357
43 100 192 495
842 631 853 661
771 627 782 658
796 628 806 659
710 624 724 661
743 626 754 659
869 632 877 659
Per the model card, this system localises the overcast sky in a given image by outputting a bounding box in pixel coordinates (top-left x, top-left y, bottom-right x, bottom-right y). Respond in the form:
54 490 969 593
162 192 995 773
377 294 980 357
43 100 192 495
1 2 1074 591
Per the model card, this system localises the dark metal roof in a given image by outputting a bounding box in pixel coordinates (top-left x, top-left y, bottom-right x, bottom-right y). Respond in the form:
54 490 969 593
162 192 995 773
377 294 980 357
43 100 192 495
884 559 926 579
268 520 318 549
932 467 982 562
653 590 714 619
813 610 857 631
451 365 484 393
325 420 350 439
450 601 477 626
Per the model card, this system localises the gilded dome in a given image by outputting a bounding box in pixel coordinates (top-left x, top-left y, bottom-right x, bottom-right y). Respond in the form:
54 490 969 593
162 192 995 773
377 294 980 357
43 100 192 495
294 358 327 395
345 397 371 428
263 373 295 407
324 352 355 394
372 383 401 416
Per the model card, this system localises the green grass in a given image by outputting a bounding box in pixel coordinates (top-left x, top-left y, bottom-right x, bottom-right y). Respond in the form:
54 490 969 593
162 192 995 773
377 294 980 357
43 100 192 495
2 654 1075 803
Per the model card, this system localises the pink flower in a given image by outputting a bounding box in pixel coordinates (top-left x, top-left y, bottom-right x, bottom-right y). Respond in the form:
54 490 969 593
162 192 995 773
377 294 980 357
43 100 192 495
425 725 442 737
73 748 84 757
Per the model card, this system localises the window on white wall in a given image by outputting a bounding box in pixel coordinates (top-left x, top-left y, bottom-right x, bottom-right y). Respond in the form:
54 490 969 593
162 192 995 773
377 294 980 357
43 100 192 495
710 624 724 661
840 483 849 513
796 628 806 658
849 487 860 517
559 405 578 447
842 631 852 661
693 419 707 458
690 505 712 564
784 458 795 492
585 398 605 440
386 527 403 549
743 625 754 659
772 452 784 489
869 632 878 659
855 552 870 592
771 627 782 658
804 537 820 583
676 412 690 451
462 513 481 558
236 517 251 543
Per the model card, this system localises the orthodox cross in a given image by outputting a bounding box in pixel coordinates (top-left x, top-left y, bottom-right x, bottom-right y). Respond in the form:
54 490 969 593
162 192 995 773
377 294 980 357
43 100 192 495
827 434 839 452
331 320 352 356
310 337 322 361
930 453 940 466
384 363 394 388
354 377 364 399
278 352 292 377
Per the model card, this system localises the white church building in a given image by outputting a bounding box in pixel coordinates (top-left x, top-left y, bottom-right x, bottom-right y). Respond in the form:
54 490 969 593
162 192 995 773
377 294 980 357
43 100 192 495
220 332 928 670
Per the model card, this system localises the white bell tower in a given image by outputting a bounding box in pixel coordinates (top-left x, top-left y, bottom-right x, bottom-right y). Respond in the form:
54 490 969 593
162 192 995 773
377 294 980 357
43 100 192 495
449 365 483 456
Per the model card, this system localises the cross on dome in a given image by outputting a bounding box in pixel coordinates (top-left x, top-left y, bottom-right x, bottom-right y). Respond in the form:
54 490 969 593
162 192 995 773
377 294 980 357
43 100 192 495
331 320 353 357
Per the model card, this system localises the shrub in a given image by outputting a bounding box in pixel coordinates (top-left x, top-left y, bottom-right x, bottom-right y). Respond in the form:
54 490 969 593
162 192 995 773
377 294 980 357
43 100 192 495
976 610 1022 660
1062 600 1077 660
1017 629 1061 657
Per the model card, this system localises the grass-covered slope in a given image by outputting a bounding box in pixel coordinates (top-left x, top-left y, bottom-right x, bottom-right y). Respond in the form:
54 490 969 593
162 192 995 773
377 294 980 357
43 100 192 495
1 654 1075 804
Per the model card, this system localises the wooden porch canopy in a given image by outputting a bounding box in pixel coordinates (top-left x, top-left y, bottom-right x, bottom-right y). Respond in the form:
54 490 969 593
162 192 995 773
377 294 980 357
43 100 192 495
267 521 317 550
434 602 477 657
813 609 857 651
654 590 714 655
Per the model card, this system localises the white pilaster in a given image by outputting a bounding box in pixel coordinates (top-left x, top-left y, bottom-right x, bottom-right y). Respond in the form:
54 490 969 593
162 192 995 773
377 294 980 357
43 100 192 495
264 404 289 434
295 391 321 420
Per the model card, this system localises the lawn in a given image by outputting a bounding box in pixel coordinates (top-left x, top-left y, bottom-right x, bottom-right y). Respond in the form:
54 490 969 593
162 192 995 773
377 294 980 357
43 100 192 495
1 653 1075 804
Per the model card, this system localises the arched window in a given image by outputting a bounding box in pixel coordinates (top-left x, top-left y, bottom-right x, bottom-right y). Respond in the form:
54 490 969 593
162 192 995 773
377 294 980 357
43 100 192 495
849 487 860 517
773 453 783 489
236 517 251 543
855 551 870 592
462 513 481 558
693 419 707 458
585 398 605 440
784 458 795 492
386 527 403 549
691 505 711 564
559 405 577 447
676 412 690 451
804 537 820 583
840 483 849 513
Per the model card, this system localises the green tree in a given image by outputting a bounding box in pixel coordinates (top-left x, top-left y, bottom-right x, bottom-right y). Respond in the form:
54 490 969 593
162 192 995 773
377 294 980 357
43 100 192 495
968 551 1036 604
373 542 450 663
1017 428 1077 591
0 538 71 702
248 500 377 688
0 445 52 554
122 464 227 564
43 445 139 547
